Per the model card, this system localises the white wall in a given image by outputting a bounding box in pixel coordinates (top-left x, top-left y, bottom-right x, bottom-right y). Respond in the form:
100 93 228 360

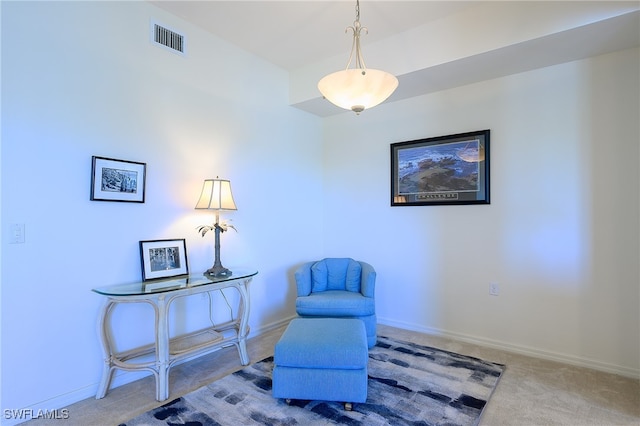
322 47 640 378
1 0 638 419
1 1 323 414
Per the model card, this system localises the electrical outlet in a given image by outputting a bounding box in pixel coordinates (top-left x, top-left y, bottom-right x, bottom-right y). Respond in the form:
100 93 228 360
489 282 499 296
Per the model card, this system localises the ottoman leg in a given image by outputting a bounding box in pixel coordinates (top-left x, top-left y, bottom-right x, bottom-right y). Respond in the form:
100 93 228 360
345 402 353 411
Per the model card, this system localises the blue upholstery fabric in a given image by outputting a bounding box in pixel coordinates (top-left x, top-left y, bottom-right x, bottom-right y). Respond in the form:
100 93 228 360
359 262 376 299
295 291 374 316
272 367 368 403
310 258 363 292
274 318 368 368
272 318 368 404
310 261 328 292
344 260 362 292
294 262 314 297
295 258 377 348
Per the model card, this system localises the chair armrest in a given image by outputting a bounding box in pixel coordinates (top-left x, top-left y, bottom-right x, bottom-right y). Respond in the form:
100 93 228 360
294 262 315 296
359 261 376 298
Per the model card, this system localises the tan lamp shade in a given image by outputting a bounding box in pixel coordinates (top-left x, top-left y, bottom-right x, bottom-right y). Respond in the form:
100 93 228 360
195 178 237 210
318 69 399 114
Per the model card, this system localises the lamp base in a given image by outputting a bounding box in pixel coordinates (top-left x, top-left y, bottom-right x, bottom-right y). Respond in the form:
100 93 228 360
206 264 232 277
205 220 232 277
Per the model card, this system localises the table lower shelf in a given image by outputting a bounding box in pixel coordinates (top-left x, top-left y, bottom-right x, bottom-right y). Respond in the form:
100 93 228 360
171 329 224 354
114 322 240 368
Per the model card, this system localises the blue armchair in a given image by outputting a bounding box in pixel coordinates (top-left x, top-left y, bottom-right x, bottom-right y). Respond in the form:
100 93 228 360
294 258 377 348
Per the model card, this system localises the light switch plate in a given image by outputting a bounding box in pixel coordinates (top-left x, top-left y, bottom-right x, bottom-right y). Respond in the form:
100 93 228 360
9 223 25 244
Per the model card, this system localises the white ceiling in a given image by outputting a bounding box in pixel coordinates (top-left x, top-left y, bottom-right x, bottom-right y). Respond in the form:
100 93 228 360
150 1 640 116
150 1 478 71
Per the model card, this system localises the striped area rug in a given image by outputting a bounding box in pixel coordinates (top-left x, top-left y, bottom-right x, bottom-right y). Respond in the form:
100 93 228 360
122 335 504 425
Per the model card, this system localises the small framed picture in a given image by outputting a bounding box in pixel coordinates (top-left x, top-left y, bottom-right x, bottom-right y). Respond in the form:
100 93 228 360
139 239 189 281
391 130 490 206
91 156 146 203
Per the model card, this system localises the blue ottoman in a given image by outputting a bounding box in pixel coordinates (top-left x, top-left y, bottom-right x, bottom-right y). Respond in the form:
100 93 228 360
272 318 368 409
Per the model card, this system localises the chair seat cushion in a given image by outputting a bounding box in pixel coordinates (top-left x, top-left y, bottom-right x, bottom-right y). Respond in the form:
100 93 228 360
274 318 368 369
295 290 375 317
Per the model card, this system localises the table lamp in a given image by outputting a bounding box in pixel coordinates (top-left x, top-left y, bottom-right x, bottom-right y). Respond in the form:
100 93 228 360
195 178 237 277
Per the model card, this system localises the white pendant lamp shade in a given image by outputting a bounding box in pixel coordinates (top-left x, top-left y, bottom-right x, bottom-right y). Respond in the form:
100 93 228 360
318 0 398 114
318 69 398 114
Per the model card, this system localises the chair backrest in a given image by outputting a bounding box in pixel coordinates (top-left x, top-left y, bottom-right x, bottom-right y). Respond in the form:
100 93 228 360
311 258 362 293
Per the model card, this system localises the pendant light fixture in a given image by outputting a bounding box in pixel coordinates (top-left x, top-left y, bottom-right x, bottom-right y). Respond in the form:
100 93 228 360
318 0 398 114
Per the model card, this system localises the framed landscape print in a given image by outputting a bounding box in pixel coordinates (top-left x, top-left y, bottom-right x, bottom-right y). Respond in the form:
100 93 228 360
391 130 490 206
139 239 189 281
91 156 146 203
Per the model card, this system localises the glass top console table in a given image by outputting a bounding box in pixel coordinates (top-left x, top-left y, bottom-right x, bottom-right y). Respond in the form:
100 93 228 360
92 268 258 401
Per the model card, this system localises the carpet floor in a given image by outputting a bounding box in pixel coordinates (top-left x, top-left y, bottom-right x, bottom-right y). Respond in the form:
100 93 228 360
121 334 505 425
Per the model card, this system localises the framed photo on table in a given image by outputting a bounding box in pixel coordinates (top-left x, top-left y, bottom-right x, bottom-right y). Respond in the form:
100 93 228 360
391 130 490 206
139 239 189 281
91 156 146 203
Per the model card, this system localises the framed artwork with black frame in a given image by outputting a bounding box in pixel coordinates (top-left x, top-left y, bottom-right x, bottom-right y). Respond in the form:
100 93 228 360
139 239 189 281
391 130 490 206
91 156 146 203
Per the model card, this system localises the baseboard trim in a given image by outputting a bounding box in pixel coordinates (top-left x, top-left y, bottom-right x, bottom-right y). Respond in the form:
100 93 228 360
378 317 640 379
4 318 296 426
250 316 294 335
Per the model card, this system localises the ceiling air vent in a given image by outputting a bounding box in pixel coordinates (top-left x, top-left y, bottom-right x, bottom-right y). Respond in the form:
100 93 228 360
151 20 186 56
